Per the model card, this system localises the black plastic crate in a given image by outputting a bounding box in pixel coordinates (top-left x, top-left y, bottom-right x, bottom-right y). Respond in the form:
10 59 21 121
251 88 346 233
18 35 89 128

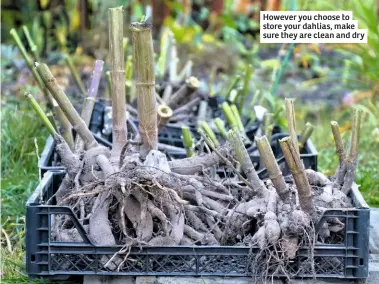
26 171 369 281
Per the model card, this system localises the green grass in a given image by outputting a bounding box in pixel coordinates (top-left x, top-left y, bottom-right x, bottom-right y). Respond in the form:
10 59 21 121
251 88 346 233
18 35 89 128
1 102 49 282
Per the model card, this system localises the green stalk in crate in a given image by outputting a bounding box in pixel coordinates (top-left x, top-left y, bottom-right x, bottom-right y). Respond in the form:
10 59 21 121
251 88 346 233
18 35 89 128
182 126 195 157
214 118 228 139
298 122 314 150
200 121 219 147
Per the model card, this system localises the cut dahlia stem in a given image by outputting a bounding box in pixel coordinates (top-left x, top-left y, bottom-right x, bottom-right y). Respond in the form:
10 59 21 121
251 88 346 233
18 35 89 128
36 63 98 149
173 97 201 116
330 121 346 166
182 126 195 157
221 102 238 132
10 29 52 105
131 20 158 157
238 64 253 113
105 71 112 99
75 60 104 152
177 60 193 81
285 98 300 156
169 36 178 83
262 112 274 138
200 121 219 147
228 130 267 195
298 122 314 150
214 118 228 139
162 84 173 103
157 104 173 129
22 25 40 62
168 76 200 108
341 108 363 194
25 93 77 170
279 136 313 214
231 104 244 132
64 55 87 97
55 104 74 150
222 74 241 98
256 136 288 200
109 6 128 159
25 93 57 137
197 101 208 127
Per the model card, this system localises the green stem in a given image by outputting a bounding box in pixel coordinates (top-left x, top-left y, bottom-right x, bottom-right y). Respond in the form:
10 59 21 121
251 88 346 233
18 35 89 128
64 54 87 97
231 104 244 132
214 118 228 139
298 122 314 150
200 121 219 147
22 25 40 62
221 102 238 132
25 93 57 137
238 64 253 113
182 126 195 157
222 74 241 98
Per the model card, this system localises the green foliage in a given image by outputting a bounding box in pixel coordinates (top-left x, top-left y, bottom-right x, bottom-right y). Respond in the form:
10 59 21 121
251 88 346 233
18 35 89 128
1 102 48 281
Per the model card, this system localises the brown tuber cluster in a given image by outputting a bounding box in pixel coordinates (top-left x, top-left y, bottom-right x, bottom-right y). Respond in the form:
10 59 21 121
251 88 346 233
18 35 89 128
24 6 362 276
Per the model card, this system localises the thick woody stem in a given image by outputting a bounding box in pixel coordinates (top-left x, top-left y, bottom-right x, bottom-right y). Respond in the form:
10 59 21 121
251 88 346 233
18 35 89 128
299 122 314 150
65 55 87 97
341 108 363 195
285 98 300 156
131 21 157 157
348 108 362 161
22 25 40 62
36 63 98 149
228 130 267 194
182 126 195 157
256 136 288 200
330 121 346 166
200 121 219 147
110 7 128 159
55 105 74 149
238 64 253 113
279 137 313 214
168 77 200 108
157 105 173 129
214 118 228 139
75 60 104 152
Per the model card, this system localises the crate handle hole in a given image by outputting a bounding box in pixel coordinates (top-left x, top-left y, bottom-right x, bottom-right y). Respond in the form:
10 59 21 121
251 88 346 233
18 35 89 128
360 258 364 266
31 254 36 262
